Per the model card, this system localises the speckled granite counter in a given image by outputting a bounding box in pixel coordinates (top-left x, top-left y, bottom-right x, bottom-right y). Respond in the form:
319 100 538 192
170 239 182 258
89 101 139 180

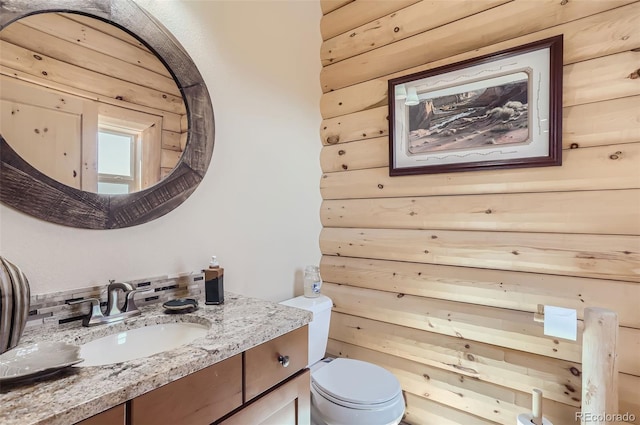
0 292 312 425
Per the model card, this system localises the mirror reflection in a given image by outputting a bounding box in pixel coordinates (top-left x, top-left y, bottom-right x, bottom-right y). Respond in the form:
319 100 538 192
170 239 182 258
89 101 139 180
0 12 187 194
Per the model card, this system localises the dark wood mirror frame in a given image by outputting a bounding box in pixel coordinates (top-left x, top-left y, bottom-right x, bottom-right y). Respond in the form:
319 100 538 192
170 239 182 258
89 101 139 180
0 0 214 229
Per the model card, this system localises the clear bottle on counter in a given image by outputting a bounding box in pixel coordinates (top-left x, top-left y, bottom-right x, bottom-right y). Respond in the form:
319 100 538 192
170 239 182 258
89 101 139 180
303 265 322 298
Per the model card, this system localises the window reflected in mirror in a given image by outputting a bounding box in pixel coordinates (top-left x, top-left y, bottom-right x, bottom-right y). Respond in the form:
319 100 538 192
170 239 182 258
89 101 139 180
97 129 136 194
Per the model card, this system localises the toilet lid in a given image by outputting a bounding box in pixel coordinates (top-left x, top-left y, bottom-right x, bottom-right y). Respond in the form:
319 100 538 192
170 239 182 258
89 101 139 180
311 358 401 406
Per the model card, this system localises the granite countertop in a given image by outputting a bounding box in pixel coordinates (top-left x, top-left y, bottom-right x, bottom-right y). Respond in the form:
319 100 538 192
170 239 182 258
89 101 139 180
0 292 312 425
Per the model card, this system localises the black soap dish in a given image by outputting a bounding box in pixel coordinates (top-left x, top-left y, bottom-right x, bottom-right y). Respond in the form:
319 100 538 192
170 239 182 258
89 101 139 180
163 298 198 314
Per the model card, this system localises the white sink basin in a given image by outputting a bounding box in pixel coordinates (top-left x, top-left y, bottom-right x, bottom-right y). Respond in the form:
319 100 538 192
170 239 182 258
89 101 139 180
75 323 209 367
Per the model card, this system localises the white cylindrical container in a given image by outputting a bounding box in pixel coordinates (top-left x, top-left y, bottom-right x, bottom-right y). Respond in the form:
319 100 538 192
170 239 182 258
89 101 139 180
303 265 322 298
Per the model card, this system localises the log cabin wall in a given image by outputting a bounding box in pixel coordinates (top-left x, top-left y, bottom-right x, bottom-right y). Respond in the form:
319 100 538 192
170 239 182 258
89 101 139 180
0 12 187 188
318 1 640 424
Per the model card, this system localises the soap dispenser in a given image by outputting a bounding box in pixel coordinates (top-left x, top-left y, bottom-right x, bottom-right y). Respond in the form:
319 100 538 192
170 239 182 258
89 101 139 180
303 265 322 298
204 256 224 305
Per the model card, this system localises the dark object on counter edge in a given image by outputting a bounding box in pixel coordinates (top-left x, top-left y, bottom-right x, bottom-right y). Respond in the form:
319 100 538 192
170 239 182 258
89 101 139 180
204 267 224 305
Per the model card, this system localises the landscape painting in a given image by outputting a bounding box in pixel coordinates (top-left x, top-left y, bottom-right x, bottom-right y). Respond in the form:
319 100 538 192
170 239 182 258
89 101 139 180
407 72 530 155
388 35 563 176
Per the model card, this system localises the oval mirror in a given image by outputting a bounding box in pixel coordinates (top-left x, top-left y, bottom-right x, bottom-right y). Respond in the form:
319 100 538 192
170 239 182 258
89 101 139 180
0 0 214 229
1 12 187 194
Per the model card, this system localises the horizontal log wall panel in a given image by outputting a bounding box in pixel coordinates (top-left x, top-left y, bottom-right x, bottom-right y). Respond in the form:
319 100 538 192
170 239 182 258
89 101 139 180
161 149 181 169
162 131 181 152
320 83 638 155
320 106 387 145
320 97 639 168
321 0 510 65
320 136 387 172
1 69 183 134
564 50 640 107
328 339 640 425
0 75 85 113
331 313 640 423
327 340 579 425
164 114 182 134
320 228 640 282
180 132 188 152
321 189 640 235
330 312 582 406
564 96 640 149
180 114 189 133
320 77 386 119
18 13 170 77
320 0 419 40
320 142 640 200
321 45 640 120
322 282 640 376
618 326 640 379
619 373 640 422
320 256 640 328
402 392 497 425
0 42 185 115
64 13 143 47
96 103 160 130
0 23 179 96
320 1 639 92
320 95 640 171
160 167 172 180
320 0 352 16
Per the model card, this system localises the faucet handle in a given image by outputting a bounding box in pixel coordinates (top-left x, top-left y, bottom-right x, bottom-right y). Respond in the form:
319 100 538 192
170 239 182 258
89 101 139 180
66 298 105 327
123 288 154 313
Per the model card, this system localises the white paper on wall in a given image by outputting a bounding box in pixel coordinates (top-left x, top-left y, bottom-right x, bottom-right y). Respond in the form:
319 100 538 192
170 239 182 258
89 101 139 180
543 305 577 341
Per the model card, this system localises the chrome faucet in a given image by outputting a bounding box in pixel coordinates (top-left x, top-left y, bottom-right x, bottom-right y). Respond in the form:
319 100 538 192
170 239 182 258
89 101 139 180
67 281 151 327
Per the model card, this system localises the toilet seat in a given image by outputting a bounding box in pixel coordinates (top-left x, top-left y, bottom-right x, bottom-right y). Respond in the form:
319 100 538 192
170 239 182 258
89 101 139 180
311 358 402 409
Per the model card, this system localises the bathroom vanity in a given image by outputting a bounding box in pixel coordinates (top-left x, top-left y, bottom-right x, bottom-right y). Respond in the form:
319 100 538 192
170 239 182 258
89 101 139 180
0 293 312 425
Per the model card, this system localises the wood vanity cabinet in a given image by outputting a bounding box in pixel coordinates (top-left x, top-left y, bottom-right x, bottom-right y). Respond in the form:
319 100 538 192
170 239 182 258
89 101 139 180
244 325 309 401
218 370 310 425
76 404 126 425
130 354 243 425
218 325 310 425
123 325 309 425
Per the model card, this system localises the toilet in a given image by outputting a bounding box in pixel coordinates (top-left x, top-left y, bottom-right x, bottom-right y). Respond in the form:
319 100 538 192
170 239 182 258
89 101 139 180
280 295 405 425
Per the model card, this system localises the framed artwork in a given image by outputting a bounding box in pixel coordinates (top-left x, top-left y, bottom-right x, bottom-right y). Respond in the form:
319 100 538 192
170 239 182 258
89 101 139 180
388 35 563 176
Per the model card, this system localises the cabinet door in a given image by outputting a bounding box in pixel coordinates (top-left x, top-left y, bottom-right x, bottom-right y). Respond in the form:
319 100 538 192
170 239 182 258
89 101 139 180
245 326 308 401
130 354 242 425
219 369 310 425
75 404 125 425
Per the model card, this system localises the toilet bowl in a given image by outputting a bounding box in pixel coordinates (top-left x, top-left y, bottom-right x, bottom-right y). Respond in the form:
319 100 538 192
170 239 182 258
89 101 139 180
280 295 405 425
310 358 405 425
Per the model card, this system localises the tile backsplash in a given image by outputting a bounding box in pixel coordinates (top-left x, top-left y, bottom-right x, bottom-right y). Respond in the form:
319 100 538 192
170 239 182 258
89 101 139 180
27 272 205 328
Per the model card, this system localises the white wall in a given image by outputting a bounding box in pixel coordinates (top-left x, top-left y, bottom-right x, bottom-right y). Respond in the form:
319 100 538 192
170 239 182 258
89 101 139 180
0 0 323 302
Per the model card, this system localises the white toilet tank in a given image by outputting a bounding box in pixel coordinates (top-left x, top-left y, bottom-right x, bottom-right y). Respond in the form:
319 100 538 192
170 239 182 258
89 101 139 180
280 295 332 366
